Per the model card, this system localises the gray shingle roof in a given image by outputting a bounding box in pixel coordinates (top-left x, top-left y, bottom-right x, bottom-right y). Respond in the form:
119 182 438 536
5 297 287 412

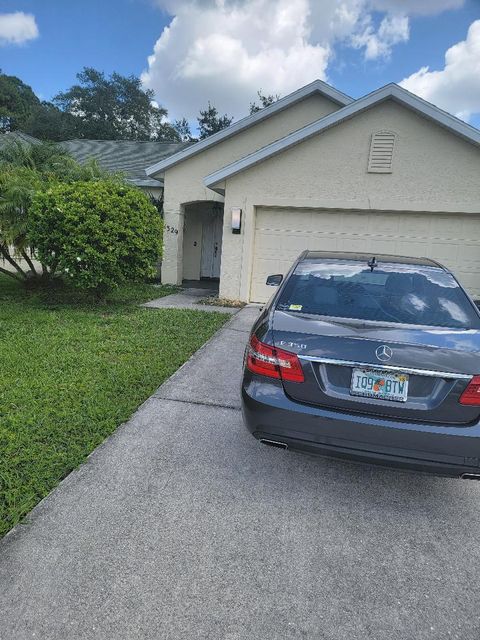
0 132 189 188
0 131 41 146
60 139 190 188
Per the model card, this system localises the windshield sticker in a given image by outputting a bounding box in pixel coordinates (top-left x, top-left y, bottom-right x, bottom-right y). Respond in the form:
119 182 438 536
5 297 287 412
289 304 303 311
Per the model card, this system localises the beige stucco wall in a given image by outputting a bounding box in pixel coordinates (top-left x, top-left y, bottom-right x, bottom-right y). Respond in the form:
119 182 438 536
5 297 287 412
159 93 342 284
141 186 163 201
219 99 480 301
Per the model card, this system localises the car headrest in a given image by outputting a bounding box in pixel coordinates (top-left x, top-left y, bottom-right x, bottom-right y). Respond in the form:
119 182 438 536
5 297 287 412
385 273 414 295
311 281 338 305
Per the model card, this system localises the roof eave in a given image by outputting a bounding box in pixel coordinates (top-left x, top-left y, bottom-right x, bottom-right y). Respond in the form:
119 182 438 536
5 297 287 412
208 182 225 196
129 178 163 188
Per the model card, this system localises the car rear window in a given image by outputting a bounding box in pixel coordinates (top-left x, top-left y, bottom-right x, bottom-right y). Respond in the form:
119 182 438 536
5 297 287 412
276 260 480 329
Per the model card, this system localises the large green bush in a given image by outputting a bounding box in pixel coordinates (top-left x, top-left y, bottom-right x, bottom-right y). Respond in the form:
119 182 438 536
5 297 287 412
29 180 162 296
0 140 112 283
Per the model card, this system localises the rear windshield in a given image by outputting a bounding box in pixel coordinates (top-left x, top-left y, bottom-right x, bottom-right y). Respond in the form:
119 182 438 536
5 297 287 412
276 260 480 329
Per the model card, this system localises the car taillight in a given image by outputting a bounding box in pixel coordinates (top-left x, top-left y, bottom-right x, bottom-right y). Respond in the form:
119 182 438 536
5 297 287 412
459 376 480 405
246 335 304 383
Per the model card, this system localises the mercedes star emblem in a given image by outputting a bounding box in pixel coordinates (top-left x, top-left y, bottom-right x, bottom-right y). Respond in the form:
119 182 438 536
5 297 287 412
375 345 393 362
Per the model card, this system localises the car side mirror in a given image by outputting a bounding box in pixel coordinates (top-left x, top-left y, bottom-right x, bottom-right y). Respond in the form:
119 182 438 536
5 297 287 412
266 274 283 286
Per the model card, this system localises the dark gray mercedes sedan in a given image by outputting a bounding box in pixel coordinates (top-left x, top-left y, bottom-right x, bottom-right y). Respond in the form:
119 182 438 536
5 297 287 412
242 251 480 478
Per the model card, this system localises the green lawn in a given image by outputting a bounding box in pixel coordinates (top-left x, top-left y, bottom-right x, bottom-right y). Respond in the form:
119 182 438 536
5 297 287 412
0 276 229 536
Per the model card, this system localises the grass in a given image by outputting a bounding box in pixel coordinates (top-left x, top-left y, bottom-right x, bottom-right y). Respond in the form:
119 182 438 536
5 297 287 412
0 275 229 537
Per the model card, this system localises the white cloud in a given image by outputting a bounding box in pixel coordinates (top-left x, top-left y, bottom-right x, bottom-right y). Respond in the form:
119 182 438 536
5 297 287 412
351 14 409 60
143 0 465 120
0 12 38 46
400 20 480 122
143 0 331 120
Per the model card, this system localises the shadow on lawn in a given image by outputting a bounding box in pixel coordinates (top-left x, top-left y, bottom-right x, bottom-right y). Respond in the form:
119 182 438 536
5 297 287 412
0 274 179 311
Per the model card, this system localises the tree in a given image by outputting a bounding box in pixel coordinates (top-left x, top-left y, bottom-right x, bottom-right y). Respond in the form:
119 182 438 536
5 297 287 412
0 70 77 140
53 67 170 141
0 138 108 182
23 102 77 141
30 181 162 298
1 138 69 173
0 140 107 282
0 68 195 143
154 118 197 143
249 90 280 115
172 118 197 143
155 121 182 143
0 166 42 280
197 102 233 139
0 70 41 133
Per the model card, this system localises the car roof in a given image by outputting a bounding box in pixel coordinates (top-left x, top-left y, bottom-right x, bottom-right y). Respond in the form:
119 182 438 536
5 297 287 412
302 251 443 269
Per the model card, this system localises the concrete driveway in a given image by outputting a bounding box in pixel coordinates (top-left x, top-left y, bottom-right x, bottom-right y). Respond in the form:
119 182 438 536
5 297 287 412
1 306 480 640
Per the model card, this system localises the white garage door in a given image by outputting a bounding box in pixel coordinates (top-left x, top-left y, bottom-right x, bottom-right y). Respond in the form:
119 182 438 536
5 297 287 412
250 207 480 303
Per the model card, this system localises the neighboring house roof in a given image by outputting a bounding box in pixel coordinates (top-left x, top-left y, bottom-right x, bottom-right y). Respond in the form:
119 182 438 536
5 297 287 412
204 83 480 193
61 139 190 188
145 79 353 178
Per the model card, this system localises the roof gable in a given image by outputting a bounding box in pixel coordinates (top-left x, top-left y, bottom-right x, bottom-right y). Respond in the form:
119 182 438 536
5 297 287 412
145 79 352 178
204 83 480 193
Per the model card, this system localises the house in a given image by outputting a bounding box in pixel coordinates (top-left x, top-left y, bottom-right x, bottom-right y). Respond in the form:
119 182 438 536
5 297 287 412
146 80 480 302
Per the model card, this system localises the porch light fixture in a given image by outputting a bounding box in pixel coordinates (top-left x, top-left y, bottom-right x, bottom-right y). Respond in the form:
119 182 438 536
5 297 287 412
231 207 242 234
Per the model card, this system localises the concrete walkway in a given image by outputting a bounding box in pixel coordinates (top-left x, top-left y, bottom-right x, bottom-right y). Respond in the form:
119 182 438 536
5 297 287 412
143 286 239 314
1 306 480 639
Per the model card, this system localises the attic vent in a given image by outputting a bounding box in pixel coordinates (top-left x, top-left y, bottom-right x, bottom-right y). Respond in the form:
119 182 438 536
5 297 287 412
368 131 396 173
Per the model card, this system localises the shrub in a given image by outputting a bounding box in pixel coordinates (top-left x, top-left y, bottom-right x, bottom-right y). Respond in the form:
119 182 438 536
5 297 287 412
29 180 162 297
0 141 113 283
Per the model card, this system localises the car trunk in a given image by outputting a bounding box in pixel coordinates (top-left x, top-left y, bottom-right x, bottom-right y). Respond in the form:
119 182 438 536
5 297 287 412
272 310 480 425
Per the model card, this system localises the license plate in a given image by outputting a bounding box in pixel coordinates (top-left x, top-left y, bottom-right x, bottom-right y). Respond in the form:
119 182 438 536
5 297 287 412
350 368 409 403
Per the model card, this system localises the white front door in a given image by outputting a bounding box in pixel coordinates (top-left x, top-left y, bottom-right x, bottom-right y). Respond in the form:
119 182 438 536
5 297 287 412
201 212 223 278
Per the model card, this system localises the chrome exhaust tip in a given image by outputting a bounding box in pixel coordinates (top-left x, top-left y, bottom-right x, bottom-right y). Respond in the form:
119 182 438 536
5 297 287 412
461 473 480 480
259 438 288 450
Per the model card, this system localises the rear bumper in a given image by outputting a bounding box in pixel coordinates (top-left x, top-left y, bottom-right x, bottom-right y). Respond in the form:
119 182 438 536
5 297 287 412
242 376 480 477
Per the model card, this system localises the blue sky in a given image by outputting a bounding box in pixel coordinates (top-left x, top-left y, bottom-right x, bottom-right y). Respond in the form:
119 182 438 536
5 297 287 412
1 0 479 127
329 5 480 100
0 0 166 100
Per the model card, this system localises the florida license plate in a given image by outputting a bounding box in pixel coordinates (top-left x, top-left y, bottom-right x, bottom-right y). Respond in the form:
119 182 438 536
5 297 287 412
350 368 409 403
